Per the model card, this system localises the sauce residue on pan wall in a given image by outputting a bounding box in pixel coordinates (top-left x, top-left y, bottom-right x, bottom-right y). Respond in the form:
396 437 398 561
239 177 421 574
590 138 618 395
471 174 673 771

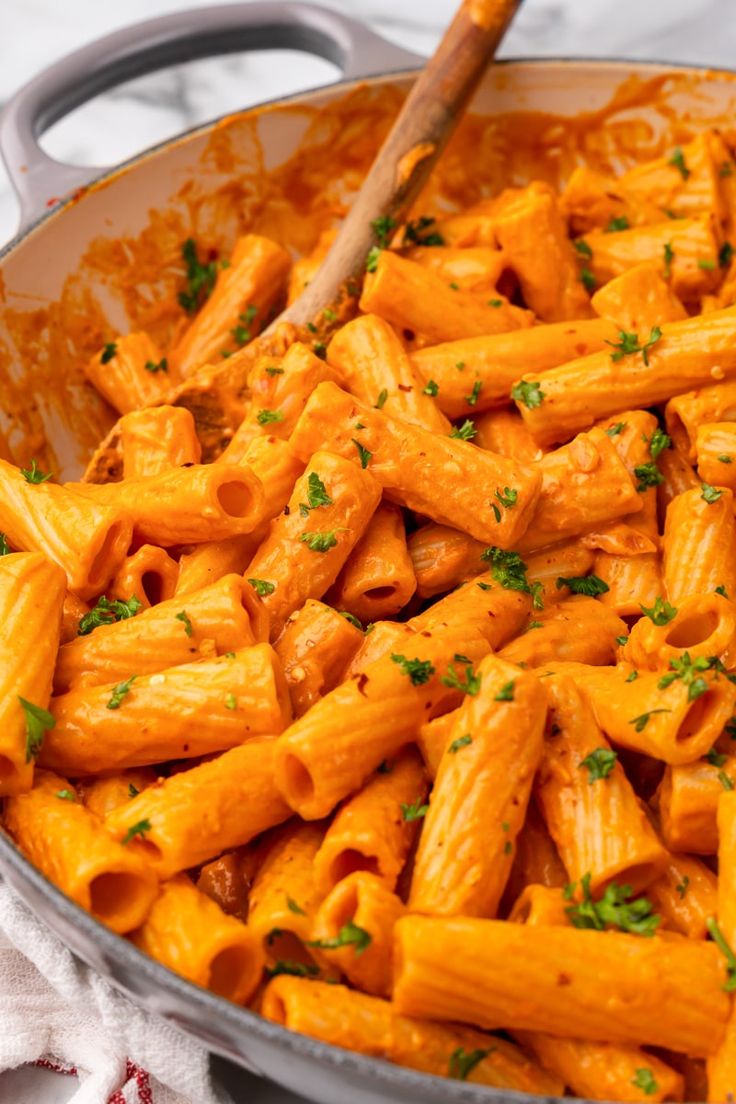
2 67 736 474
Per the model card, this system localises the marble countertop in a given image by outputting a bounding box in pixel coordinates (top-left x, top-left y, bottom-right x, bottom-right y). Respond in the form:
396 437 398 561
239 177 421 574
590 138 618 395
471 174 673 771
0 0 733 1100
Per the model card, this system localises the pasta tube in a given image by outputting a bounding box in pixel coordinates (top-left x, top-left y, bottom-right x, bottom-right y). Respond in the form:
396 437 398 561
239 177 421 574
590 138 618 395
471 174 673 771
507 884 570 927
105 738 291 877
274 623 489 819
289 382 542 547
69 462 265 546
0 552 65 794
85 332 171 415
79 768 157 819
220 343 339 463
119 405 201 479
132 874 264 1004
590 261 688 330
245 450 382 638
536 673 667 892
546 661 736 765
517 428 642 552
696 423 736 490
170 234 291 377
517 1033 684 1103
499 595 626 668
311 871 404 997
417 712 457 779
327 314 450 433
657 446 699 514
409 656 547 917
666 380 736 462
657 756 736 854
360 250 532 344
247 821 325 966
409 319 617 419
42 644 291 774
328 503 416 622
175 536 256 598
706 792 736 1101
392 916 729 1055
648 852 718 940
313 747 427 893
622 592 736 672
60 592 89 644
503 800 567 905
405 243 507 292
108 544 178 610
407 577 530 647
663 487 736 603
3 771 157 933
262 977 392 1056
274 599 364 717
472 407 544 461
54 574 268 691
514 306 736 446
408 524 485 598
0 459 132 598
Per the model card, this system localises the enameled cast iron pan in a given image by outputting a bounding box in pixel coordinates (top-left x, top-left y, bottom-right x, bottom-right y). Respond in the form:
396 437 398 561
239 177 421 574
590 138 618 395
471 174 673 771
1 6 736 1101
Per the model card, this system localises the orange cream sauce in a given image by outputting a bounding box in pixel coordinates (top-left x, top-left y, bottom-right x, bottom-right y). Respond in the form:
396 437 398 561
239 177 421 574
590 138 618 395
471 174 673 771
2 68 736 472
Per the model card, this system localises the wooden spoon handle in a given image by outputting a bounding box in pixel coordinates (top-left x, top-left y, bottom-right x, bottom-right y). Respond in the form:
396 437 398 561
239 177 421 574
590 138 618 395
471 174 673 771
278 0 522 328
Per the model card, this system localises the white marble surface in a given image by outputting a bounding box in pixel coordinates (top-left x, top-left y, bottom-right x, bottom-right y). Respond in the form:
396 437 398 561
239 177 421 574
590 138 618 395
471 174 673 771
0 0 733 1100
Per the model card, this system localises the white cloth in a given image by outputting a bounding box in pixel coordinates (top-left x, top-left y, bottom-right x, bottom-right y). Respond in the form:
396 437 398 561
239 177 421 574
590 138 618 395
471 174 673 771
0 882 235 1104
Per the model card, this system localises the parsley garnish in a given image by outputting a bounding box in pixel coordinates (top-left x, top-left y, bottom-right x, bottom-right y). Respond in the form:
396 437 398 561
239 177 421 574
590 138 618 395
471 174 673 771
365 247 381 273
248 578 275 597
629 708 672 733
256 409 284 426
466 381 482 407
144 357 168 374
669 147 691 180
441 660 481 696
494 680 515 702
300 530 340 553
555 574 609 597
175 610 193 637
449 734 472 753
375 389 388 410
511 380 545 409
658 653 729 700
106 675 137 710
698 259 716 271
717 585 731 597
648 427 671 459
266 961 319 979
566 873 660 936
640 597 677 625
449 1047 494 1081
626 670 639 683
616 635 629 646
633 462 664 492
338 610 363 631
663 241 674 279
707 917 736 991
449 419 477 441
55 789 76 801
287 896 307 916
580 747 618 783
574 240 593 260
482 547 543 609
720 242 734 269
718 456 733 465
19 697 55 762
128 784 139 798
632 1069 658 1096
265 365 284 376
606 216 630 232
580 267 596 292
20 459 51 484
78 595 142 635
351 439 372 468
390 653 435 685
606 421 627 437
121 819 151 846
707 747 728 767
676 876 689 899
404 216 444 247
224 693 237 710
606 327 662 366
401 799 429 822
371 215 396 248
0 534 9 556
231 306 258 346
304 472 332 511
719 770 735 791
702 483 723 503
309 919 372 956
423 380 439 397
495 487 518 509
178 238 219 313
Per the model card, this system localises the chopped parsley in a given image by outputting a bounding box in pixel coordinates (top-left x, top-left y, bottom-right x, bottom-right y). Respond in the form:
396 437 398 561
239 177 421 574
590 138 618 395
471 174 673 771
449 419 477 441
631 1069 658 1096
286 896 307 916
640 597 677 625
706 748 728 767
144 357 168 373
707 917 736 991
566 872 660 936
494 680 515 702
351 439 372 468
449 1047 494 1081
175 610 193 638
495 487 518 509
178 238 219 313
401 799 429 822
404 216 444 247
100 341 118 364
256 409 284 426
449 734 472 753
128 784 139 798
338 610 363 631
511 380 545 409
669 147 691 180
580 267 597 292
648 427 671 459
121 819 152 846
658 653 733 700
698 259 716 271
663 241 674 279
106 675 137 711
606 216 630 232
78 595 142 635
55 789 76 801
248 578 275 597
20 459 52 484
466 380 482 407
267 961 319 979
19 697 55 762
606 327 662 366
265 365 284 376
304 472 333 510
555 574 609 597
482 547 543 609
633 462 664 492
423 380 439 397
309 919 372 956
720 241 734 269
225 693 237 710
574 240 593 260
675 876 690 899
629 708 672 733
375 388 388 410
371 214 396 248
441 660 481 696
365 247 381 273
702 483 723 504
300 530 340 553
606 421 627 437
0 534 9 555
718 455 733 464
390 653 435 685
719 770 735 791
580 747 618 783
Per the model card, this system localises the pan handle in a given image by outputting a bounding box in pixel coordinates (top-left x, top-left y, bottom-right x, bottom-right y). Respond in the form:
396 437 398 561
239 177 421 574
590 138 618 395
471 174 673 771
0 1 423 233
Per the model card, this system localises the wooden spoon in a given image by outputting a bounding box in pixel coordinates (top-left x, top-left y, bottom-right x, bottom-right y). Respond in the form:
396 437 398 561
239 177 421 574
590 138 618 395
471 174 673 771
85 0 521 479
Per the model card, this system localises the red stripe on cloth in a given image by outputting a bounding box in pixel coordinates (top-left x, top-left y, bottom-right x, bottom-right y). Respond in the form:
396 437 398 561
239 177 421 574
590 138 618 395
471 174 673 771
33 1058 78 1077
107 1058 154 1104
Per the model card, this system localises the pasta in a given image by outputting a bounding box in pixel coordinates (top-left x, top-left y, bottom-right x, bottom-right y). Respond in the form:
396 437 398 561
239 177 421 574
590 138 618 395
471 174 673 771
7 117 736 1098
